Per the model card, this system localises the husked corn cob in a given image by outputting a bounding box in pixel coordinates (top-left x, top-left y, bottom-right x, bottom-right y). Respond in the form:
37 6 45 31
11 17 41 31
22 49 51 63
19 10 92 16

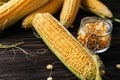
60 0 80 28
22 0 63 29
81 0 120 22
81 0 113 18
32 13 104 80
0 0 49 31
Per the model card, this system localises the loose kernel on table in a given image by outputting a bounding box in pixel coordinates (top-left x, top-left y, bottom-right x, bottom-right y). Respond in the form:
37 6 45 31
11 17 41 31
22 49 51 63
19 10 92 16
116 64 120 69
46 64 53 70
47 77 53 80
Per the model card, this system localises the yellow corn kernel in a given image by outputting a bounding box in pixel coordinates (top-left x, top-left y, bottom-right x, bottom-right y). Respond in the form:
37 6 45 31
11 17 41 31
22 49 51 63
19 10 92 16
22 0 64 29
60 0 80 28
32 13 103 80
0 0 49 31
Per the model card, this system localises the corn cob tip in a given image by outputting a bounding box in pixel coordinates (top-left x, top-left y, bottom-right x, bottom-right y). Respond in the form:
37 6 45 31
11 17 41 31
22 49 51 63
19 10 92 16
60 20 71 28
22 17 33 29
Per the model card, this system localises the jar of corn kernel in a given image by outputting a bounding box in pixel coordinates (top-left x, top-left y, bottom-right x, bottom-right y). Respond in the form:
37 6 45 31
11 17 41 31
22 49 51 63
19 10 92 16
77 17 113 53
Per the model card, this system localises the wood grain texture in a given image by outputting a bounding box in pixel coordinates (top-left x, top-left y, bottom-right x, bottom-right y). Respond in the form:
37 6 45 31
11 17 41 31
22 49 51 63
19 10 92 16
0 0 120 80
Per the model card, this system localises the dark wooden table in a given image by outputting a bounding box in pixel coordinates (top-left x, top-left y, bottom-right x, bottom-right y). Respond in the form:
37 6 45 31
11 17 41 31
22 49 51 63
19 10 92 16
0 0 120 80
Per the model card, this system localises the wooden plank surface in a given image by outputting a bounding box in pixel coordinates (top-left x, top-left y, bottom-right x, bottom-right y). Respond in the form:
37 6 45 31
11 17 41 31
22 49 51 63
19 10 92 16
0 0 120 80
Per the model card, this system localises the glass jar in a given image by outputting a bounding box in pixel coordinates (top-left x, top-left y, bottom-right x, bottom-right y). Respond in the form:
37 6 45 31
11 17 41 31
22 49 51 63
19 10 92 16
77 17 113 53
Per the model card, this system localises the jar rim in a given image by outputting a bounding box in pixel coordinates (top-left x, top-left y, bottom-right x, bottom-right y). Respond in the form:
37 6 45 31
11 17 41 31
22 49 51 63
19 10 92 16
80 16 113 36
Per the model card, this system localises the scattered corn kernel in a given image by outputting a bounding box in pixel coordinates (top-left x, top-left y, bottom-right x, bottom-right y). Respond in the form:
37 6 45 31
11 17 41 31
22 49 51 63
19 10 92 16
46 64 53 70
47 77 53 80
101 70 106 75
116 64 120 69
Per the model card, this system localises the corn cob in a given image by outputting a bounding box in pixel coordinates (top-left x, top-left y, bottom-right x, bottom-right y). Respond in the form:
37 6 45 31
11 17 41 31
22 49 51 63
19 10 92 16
0 0 49 31
81 0 120 23
22 0 63 29
60 0 80 28
32 13 104 80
